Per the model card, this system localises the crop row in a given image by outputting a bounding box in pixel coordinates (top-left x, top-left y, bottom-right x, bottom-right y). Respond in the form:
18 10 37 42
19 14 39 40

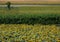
0 24 60 42
0 14 60 24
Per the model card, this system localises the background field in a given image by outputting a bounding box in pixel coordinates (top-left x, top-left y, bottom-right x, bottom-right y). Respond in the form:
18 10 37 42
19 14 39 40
0 6 60 24
1 6 60 14
0 1 60 5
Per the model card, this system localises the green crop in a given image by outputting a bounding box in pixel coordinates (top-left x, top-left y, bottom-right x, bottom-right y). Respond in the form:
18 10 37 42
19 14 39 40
0 6 60 24
0 24 60 42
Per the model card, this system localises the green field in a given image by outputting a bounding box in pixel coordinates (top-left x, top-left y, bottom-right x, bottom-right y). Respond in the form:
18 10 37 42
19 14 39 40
0 6 60 42
0 6 60 24
0 6 60 14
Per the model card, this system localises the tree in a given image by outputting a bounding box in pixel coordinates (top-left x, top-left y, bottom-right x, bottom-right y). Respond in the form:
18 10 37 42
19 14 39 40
6 2 11 10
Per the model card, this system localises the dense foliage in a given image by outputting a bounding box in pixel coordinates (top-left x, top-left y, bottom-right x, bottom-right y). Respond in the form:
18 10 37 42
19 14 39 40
0 24 59 42
0 14 60 24
0 6 60 24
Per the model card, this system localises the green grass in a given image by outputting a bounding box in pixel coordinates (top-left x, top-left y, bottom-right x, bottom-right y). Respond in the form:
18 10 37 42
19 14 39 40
0 6 60 24
0 6 60 17
0 6 60 14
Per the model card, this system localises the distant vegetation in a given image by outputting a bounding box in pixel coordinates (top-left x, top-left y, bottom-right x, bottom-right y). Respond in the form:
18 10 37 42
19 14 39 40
0 6 60 24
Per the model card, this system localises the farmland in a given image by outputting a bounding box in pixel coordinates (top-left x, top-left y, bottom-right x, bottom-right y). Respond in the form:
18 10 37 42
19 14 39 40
0 6 60 24
0 6 60 42
0 24 60 42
